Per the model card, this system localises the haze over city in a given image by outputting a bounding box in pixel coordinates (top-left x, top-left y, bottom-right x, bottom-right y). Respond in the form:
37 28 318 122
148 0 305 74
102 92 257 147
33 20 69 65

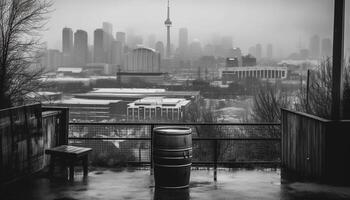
44 0 334 57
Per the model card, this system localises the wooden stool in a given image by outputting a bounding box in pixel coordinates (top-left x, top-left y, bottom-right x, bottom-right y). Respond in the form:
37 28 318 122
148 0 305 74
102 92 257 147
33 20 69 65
45 145 92 180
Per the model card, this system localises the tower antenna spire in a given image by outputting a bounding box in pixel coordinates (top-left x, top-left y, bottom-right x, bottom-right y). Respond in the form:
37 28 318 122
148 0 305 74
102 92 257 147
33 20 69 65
165 0 172 58
167 0 170 19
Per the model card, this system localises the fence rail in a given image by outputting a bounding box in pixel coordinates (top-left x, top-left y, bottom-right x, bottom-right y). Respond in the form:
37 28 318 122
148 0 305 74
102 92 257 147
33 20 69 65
68 122 281 170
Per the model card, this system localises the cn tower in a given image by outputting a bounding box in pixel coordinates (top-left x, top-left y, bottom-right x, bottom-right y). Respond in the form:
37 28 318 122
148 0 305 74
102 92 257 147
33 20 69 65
164 0 172 58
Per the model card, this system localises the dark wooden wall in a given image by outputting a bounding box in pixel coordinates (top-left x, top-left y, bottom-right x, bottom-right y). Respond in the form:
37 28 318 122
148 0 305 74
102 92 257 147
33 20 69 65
281 109 350 184
0 104 68 184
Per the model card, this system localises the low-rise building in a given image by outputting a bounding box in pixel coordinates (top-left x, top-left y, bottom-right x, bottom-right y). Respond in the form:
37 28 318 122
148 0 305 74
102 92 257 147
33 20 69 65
127 97 191 122
222 66 288 83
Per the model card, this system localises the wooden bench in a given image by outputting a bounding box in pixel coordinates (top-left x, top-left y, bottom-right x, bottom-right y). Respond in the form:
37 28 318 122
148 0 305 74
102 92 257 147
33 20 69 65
45 145 92 180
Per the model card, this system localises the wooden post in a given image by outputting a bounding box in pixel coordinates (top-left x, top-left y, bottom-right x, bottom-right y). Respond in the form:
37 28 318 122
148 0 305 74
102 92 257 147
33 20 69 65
150 124 154 175
331 0 345 120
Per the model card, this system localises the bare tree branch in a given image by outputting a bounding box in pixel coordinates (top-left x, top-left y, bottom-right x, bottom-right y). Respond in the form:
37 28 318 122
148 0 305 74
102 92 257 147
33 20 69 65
0 0 52 109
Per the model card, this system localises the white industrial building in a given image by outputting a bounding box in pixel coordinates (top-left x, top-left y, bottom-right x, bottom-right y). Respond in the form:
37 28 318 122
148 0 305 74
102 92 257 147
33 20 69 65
127 97 191 122
221 66 288 82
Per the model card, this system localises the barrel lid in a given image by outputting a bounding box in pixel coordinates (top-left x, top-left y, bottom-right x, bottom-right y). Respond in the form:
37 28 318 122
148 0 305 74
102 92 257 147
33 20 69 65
153 126 192 135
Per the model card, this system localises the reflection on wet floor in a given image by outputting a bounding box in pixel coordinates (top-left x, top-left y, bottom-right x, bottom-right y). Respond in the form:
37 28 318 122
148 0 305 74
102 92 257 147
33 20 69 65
1 168 350 200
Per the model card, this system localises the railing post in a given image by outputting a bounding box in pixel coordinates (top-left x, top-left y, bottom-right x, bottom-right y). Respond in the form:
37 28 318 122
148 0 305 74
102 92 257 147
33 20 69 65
214 139 218 182
139 146 141 163
150 124 154 175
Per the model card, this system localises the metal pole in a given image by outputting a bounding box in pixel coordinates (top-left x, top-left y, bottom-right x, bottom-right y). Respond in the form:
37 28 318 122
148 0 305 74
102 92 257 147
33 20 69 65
331 0 345 120
214 139 218 182
306 70 310 112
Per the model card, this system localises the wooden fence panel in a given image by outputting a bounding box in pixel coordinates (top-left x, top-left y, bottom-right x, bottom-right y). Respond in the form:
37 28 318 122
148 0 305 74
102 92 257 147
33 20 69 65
0 104 67 184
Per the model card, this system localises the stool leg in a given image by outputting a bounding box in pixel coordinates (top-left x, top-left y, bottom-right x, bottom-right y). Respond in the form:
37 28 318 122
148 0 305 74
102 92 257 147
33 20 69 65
83 155 88 177
49 156 55 177
69 162 74 181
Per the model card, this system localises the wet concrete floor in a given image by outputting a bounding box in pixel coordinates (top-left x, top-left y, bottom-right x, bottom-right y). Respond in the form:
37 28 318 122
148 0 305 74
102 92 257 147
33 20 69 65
2 168 350 200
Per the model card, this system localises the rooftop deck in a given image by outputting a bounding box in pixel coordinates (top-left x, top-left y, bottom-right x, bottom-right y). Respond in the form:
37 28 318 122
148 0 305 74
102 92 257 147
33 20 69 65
2 168 350 200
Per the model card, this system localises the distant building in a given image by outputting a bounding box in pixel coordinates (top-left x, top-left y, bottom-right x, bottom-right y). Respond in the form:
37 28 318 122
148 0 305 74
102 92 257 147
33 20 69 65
221 66 288 83
309 34 320 59
103 22 113 63
128 35 143 49
178 28 188 60
86 63 113 75
74 88 200 103
248 46 256 57
147 34 156 49
62 27 73 66
49 98 124 122
124 47 160 72
155 41 165 58
26 92 62 103
267 44 273 59
118 47 163 84
255 43 262 61
46 49 62 71
242 55 257 66
94 29 105 63
111 41 124 67
57 67 83 76
299 49 310 60
127 97 191 122
226 58 239 67
321 38 332 58
189 40 202 60
116 32 126 46
228 48 242 66
74 30 88 66
221 36 233 57
203 44 215 56
164 0 172 58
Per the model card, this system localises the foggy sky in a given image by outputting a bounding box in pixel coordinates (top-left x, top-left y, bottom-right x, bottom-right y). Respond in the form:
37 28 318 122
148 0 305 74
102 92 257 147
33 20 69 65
43 0 334 57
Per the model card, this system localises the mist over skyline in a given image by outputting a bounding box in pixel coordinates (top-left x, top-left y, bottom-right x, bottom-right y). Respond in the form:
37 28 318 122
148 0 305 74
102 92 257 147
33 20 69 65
44 0 334 57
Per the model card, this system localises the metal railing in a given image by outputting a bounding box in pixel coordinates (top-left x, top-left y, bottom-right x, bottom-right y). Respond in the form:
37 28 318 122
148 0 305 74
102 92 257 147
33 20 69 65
68 122 281 171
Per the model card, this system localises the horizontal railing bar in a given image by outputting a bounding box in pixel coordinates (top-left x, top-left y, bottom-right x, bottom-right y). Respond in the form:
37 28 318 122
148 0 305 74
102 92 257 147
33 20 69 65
69 122 281 126
68 137 281 141
192 161 280 165
69 137 151 140
86 161 281 165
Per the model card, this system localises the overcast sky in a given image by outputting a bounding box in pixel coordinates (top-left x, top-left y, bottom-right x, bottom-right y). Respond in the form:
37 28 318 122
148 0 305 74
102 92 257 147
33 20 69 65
43 0 335 57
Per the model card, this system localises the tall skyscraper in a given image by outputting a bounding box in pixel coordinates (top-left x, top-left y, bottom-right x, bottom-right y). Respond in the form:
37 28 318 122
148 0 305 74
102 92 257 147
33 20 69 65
189 39 202 60
62 27 73 53
230 48 242 66
155 41 165 58
46 49 62 71
321 38 332 58
94 29 105 63
267 43 273 59
309 34 320 59
178 28 188 60
62 27 73 66
116 32 126 46
255 44 262 61
111 41 124 67
164 0 172 58
248 46 256 57
221 36 233 57
147 34 156 49
103 22 113 63
74 30 88 66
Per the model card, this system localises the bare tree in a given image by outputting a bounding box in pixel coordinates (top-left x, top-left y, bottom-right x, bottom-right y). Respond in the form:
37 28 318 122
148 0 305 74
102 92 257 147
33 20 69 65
250 81 291 123
0 0 51 109
296 58 350 119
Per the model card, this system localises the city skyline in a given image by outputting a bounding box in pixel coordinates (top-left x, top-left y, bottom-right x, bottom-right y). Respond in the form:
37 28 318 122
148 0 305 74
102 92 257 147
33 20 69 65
44 0 334 57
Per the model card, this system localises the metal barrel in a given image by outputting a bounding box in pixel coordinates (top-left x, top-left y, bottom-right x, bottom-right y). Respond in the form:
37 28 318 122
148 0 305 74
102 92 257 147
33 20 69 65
153 126 192 189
